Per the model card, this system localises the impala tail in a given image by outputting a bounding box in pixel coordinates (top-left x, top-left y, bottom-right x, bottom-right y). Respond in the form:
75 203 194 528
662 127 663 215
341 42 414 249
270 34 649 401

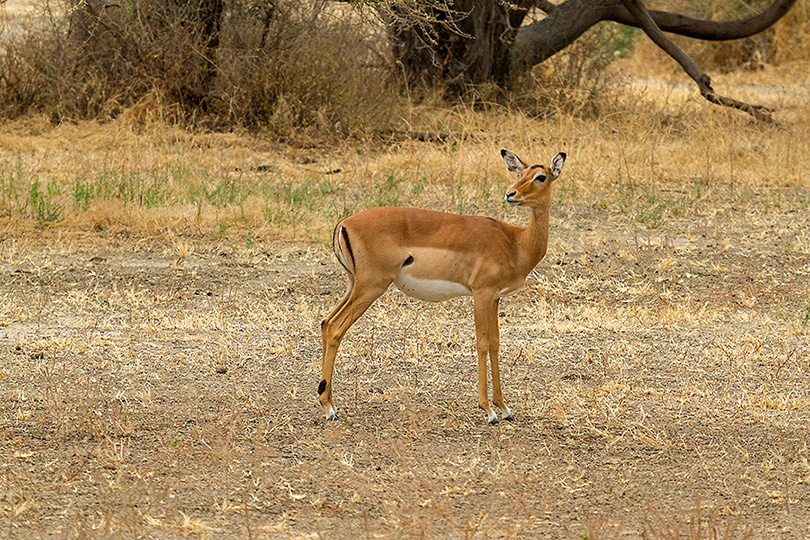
332 221 355 276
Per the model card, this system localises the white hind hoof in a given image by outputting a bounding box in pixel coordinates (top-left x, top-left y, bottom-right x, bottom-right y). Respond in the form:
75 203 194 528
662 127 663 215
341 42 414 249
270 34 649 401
499 407 514 421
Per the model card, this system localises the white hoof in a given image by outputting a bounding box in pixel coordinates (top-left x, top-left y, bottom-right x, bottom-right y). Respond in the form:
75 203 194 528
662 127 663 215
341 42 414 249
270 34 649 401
487 410 499 425
499 407 515 421
325 405 338 421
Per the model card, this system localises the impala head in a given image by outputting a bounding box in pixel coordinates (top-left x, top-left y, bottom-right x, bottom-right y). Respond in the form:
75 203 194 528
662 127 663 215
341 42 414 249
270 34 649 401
502 150 566 207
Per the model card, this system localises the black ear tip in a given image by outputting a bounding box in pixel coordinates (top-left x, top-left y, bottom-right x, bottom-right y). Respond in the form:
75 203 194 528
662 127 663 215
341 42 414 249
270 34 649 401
500 149 508 156
558 152 567 160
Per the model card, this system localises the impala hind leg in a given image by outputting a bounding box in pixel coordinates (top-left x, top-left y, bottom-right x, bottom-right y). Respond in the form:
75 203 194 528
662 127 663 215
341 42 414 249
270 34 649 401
488 298 514 421
321 276 354 360
319 276 390 419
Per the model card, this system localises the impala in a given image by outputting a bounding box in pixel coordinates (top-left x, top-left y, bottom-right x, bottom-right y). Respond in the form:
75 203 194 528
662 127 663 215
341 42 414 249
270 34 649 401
318 149 566 424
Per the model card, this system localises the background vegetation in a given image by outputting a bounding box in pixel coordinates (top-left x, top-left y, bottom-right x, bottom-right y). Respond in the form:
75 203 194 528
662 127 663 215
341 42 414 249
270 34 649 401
1 0 807 239
1 1 807 137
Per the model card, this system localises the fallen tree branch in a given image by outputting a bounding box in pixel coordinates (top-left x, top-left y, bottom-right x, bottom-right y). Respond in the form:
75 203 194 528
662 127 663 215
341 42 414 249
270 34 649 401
533 0 558 13
610 0 798 41
619 0 773 122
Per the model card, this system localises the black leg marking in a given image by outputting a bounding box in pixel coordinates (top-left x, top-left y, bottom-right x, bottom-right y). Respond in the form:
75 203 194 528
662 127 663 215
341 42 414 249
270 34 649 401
318 379 327 395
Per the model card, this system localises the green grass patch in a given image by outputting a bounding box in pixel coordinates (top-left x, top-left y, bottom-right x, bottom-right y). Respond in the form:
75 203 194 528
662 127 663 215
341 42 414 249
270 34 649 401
616 182 689 229
30 178 64 223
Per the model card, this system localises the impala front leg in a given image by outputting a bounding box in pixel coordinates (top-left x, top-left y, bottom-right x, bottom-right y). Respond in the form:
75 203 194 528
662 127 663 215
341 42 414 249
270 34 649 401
473 291 499 425
489 298 514 421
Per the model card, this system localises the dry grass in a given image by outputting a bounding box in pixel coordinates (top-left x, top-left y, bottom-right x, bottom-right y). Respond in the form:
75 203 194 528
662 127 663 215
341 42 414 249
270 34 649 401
3 58 810 240
2 37 810 540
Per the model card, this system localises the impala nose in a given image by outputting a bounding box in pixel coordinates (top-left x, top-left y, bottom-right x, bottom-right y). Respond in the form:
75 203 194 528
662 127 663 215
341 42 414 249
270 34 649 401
505 191 519 205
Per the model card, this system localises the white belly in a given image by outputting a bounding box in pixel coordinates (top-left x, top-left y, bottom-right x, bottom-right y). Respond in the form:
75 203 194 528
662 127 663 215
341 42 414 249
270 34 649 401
497 285 523 298
394 270 472 302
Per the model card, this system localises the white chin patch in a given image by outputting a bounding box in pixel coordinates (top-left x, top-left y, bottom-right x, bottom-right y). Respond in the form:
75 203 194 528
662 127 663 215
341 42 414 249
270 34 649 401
394 271 472 302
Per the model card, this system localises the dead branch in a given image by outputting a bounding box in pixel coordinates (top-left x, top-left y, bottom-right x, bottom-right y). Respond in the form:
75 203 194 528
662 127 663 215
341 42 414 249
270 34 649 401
619 0 774 122
610 0 799 41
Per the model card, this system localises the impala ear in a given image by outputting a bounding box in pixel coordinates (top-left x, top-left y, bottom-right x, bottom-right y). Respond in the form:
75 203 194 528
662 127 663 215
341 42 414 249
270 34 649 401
501 149 527 174
549 152 566 178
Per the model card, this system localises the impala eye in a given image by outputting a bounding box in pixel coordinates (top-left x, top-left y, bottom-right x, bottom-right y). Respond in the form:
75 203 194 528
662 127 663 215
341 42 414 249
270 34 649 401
534 173 547 183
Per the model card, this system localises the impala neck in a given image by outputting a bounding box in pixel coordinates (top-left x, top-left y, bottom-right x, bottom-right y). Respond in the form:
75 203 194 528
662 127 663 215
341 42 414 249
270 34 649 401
519 197 552 273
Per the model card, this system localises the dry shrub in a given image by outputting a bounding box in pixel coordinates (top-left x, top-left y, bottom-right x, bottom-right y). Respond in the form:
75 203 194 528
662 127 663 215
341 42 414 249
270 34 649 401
0 0 404 138
770 0 810 64
698 0 779 72
219 0 402 139
642 500 753 540
0 20 60 120
0 1 218 121
510 23 636 119
698 0 810 70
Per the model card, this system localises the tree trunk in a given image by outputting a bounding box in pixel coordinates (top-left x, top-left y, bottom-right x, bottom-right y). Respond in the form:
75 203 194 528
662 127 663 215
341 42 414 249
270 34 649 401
196 0 224 95
389 0 533 96
510 0 614 74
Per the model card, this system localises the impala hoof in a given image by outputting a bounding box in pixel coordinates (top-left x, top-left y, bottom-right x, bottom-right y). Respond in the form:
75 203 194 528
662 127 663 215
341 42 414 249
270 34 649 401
498 406 514 421
488 417 500 425
324 405 338 421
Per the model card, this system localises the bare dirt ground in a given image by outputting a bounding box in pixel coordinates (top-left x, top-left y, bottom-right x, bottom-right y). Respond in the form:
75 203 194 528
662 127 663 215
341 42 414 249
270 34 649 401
2 188 809 539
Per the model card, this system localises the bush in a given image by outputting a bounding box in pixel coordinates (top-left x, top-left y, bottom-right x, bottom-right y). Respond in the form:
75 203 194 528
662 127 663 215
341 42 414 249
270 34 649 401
0 0 404 138
510 23 631 119
219 1 402 137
